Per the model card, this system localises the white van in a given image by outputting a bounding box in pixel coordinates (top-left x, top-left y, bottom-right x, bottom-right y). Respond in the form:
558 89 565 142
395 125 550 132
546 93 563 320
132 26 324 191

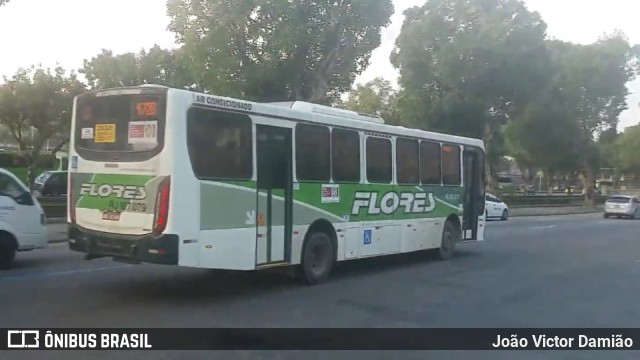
0 168 47 269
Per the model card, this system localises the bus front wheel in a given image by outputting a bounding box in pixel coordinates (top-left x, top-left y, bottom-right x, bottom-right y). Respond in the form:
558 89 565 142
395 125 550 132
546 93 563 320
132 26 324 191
437 220 459 260
300 232 335 285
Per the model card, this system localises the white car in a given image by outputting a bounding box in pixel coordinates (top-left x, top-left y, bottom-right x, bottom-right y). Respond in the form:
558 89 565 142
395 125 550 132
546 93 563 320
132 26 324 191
485 193 510 220
0 168 47 269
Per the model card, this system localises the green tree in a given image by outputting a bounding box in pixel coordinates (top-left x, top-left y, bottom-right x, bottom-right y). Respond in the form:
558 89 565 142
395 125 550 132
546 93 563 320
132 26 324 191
597 127 619 171
614 125 640 173
502 88 581 193
0 66 85 184
341 77 397 120
166 0 394 103
549 33 639 205
391 0 551 189
80 45 195 90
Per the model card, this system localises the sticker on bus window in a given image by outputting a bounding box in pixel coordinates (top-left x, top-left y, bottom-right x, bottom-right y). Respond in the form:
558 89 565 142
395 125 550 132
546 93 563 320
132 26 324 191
95 124 116 143
81 127 93 139
321 184 339 203
128 120 157 145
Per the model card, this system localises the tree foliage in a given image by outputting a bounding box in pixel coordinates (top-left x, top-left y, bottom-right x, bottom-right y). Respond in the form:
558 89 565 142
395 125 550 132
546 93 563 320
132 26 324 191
341 77 397 121
80 45 195 90
0 0 9 6
391 0 551 187
547 33 639 202
166 0 394 103
0 66 85 183
502 87 581 189
614 125 640 173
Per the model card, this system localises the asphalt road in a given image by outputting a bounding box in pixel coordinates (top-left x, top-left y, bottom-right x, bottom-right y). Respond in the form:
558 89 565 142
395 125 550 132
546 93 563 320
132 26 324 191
3 213 640 359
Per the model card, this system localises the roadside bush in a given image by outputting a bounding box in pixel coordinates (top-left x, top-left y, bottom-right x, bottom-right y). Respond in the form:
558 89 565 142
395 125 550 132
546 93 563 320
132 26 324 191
0 152 27 167
501 195 606 207
0 152 57 169
34 154 55 169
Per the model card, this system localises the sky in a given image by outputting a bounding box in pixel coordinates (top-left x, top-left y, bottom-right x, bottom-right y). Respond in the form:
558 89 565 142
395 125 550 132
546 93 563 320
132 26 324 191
0 0 638 130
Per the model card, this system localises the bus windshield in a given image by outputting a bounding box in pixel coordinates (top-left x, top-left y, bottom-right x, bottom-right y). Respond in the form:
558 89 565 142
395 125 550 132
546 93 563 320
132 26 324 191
74 91 166 162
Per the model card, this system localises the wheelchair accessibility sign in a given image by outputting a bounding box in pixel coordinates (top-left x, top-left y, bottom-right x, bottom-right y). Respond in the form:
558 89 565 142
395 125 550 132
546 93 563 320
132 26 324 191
363 229 372 245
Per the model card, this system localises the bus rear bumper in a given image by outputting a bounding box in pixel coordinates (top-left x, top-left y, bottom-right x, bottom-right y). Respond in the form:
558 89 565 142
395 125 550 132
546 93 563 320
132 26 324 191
68 224 179 265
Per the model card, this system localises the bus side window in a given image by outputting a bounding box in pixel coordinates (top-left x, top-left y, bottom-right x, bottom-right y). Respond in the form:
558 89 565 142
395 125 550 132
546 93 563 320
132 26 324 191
331 128 360 182
186 108 253 180
442 144 461 185
420 141 441 185
396 138 419 185
295 124 330 182
366 137 392 184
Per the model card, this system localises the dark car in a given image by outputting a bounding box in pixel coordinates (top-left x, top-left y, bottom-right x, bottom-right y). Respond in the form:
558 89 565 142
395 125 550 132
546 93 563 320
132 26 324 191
31 170 67 198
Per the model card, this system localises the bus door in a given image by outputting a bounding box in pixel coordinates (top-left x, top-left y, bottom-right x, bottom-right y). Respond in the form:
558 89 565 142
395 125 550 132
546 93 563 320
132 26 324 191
462 147 485 241
255 125 293 266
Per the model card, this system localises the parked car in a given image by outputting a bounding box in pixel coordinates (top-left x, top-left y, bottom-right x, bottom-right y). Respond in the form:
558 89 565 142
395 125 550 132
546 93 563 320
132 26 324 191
603 195 640 219
31 170 67 198
485 193 509 220
0 168 47 269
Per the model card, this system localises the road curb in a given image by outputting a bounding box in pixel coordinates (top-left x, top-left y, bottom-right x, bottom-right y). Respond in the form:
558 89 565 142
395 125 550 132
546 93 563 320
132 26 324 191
510 208 603 217
511 212 602 217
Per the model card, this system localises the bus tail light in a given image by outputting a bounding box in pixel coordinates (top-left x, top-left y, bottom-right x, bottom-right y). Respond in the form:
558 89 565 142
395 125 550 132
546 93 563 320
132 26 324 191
68 176 76 224
152 176 171 236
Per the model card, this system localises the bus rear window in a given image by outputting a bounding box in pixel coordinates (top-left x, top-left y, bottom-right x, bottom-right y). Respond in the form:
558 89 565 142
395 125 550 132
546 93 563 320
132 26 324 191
74 93 166 161
607 196 631 203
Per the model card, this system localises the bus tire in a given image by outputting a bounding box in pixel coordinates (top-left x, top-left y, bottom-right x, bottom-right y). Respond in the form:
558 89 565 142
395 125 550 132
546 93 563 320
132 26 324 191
437 219 459 260
300 231 335 285
0 232 17 270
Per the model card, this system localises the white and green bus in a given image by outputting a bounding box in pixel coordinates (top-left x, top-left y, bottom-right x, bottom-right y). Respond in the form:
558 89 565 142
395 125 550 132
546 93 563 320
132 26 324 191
67 85 486 284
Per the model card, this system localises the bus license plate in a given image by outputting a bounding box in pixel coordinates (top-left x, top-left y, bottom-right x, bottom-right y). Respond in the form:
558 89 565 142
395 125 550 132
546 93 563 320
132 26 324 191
102 212 121 221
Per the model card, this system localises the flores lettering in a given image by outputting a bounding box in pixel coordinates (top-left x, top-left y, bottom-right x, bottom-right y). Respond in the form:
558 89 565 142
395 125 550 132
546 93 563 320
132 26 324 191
351 191 436 215
80 183 147 200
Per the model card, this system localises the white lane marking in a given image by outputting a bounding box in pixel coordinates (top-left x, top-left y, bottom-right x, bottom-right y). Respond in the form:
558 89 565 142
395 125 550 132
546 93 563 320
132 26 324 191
530 225 557 230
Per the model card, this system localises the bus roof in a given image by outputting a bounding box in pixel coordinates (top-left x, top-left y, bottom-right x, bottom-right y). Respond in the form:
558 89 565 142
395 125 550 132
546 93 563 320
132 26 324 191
76 85 484 150
185 89 485 150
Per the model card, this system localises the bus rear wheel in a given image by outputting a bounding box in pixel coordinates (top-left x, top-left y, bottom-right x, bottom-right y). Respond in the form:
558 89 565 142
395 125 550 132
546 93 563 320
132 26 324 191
437 220 460 260
300 232 335 285
0 233 17 270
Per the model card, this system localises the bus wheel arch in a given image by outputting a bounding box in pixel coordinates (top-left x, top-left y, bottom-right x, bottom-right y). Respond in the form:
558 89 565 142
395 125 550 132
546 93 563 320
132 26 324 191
437 215 461 260
0 230 18 270
299 219 337 285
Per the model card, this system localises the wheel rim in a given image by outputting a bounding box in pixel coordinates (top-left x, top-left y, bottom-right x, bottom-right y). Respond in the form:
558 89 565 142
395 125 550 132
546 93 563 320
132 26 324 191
307 242 330 277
